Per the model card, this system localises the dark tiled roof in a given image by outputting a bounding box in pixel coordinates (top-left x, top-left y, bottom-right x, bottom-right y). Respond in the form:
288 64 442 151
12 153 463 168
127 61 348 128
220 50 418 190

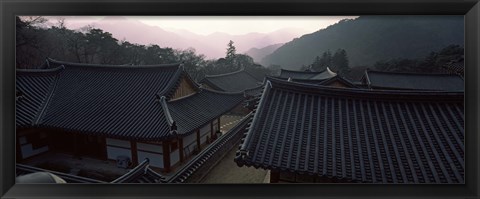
17 59 239 141
319 76 359 88
16 67 63 127
235 78 464 183
168 89 245 134
442 60 464 77
111 159 166 183
363 70 464 91
244 85 265 97
201 70 262 92
38 59 183 141
278 67 336 80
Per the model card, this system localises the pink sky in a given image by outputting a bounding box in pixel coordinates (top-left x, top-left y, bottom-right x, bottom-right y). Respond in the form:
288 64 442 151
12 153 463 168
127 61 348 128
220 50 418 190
46 16 357 36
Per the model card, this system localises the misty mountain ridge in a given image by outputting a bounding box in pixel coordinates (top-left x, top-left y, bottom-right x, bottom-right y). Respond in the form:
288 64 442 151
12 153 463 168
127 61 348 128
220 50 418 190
244 43 284 64
56 16 304 59
261 15 464 70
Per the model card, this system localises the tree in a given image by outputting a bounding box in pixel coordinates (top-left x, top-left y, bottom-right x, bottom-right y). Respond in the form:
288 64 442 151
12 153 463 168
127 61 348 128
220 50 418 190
226 40 236 60
175 48 208 81
332 49 349 75
318 50 332 71
310 56 322 71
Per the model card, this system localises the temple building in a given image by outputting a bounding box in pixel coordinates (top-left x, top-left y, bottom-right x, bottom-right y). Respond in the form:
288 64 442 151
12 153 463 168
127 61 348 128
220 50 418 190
16 58 245 173
360 69 464 91
200 69 263 93
276 67 337 84
317 75 358 88
235 78 464 183
200 69 265 112
441 57 464 78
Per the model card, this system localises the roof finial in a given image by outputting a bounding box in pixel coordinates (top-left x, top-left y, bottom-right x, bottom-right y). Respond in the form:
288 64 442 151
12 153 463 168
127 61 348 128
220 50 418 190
169 121 178 136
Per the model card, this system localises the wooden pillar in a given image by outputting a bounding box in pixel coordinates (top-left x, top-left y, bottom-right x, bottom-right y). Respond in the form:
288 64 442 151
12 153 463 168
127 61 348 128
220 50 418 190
196 129 201 150
217 118 221 132
162 141 171 173
210 121 215 140
73 134 79 157
130 141 138 166
270 171 280 183
179 138 184 162
100 136 108 160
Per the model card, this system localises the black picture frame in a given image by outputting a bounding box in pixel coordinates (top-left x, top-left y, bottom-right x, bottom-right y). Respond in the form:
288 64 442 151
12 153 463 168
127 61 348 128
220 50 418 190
1 0 479 198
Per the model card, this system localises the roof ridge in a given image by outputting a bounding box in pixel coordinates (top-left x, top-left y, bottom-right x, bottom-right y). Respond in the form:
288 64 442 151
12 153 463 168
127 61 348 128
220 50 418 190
237 80 272 159
204 69 245 78
16 65 65 74
242 69 264 82
168 88 244 104
280 68 325 74
201 88 245 95
159 96 174 126
156 65 184 99
32 69 63 126
366 69 461 76
320 75 358 88
266 77 464 100
47 58 181 69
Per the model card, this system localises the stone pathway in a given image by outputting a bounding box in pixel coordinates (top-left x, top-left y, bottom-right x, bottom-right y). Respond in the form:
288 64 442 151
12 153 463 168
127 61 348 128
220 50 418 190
200 141 268 183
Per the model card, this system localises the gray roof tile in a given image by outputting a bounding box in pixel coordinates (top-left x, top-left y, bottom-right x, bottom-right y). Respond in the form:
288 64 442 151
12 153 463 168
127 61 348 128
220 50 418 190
16 67 63 127
16 59 243 141
168 89 245 133
235 78 464 183
201 70 262 92
363 70 464 91
279 67 336 81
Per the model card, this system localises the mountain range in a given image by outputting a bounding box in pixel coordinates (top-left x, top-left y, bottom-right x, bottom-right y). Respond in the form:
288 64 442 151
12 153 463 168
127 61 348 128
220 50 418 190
261 15 464 70
57 16 304 59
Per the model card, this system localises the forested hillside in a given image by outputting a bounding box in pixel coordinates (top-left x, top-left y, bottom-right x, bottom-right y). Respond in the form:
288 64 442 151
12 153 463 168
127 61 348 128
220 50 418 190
262 15 464 70
16 17 272 81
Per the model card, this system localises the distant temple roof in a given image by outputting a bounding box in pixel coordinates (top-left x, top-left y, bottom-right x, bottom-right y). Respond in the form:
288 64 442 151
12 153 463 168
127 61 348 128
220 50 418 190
278 67 337 82
168 89 245 133
317 75 358 88
201 70 262 93
362 70 464 91
16 58 244 141
235 78 464 183
441 58 464 78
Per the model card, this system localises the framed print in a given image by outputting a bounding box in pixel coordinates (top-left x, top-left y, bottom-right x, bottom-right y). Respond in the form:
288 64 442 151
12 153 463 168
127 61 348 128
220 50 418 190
1 0 479 198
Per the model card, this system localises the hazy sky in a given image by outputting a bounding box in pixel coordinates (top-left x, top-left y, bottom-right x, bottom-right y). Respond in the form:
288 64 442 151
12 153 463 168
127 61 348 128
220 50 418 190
130 16 358 35
47 16 358 35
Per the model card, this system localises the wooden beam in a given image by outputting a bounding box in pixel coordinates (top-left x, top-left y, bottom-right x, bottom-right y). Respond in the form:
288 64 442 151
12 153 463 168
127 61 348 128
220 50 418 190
162 141 171 173
73 133 79 157
179 138 184 162
130 141 138 166
218 118 221 132
210 121 215 140
100 136 107 160
196 129 201 151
